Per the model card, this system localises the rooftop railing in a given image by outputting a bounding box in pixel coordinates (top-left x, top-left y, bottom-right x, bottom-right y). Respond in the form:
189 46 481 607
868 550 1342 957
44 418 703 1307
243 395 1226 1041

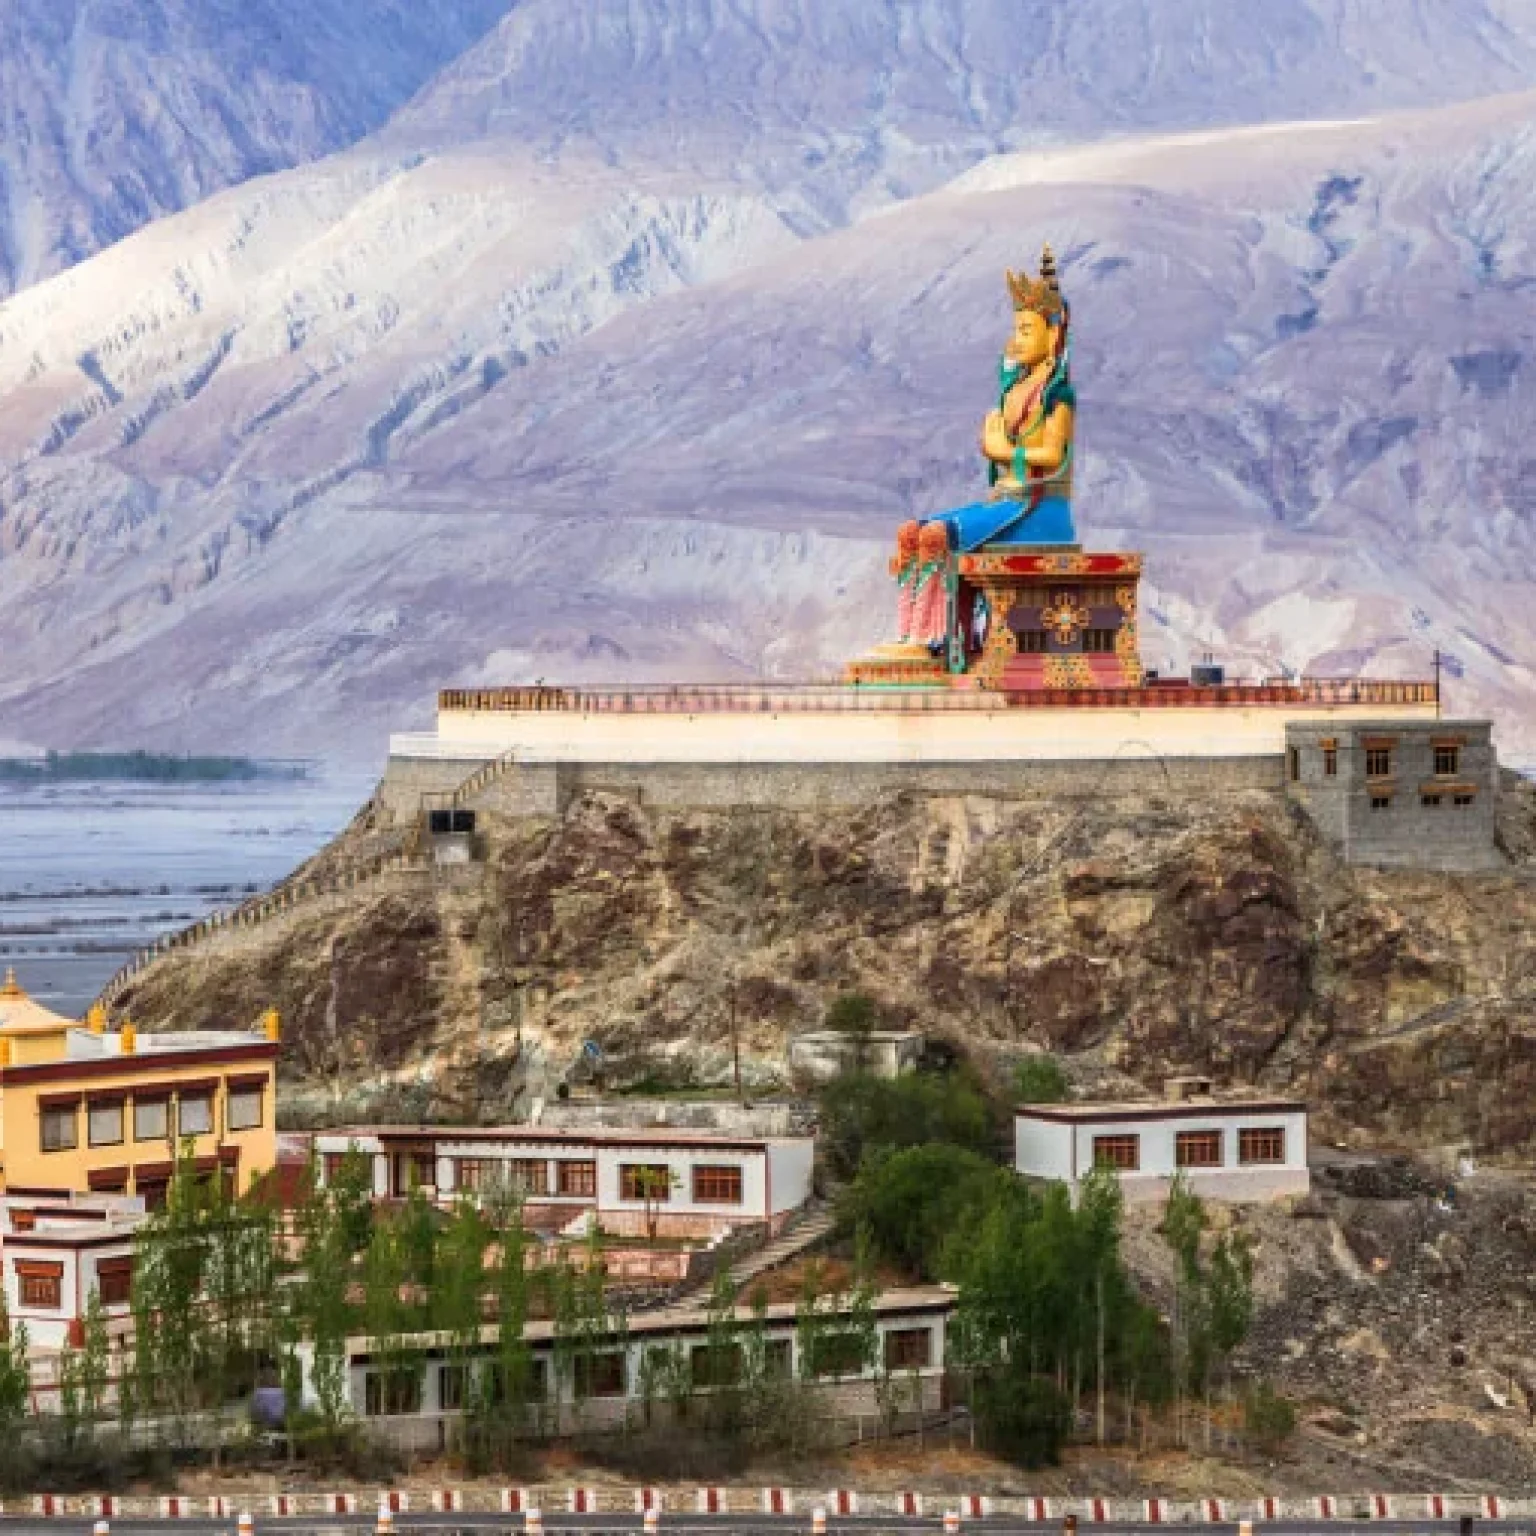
439 679 1440 715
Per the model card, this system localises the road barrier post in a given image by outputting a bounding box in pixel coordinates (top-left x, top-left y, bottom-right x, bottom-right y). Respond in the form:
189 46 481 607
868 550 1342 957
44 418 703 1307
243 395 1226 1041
945 1511 961 1536
1063 1515 1079 1536
238 1514 254 1536
1240 1522 1254 1536
525 1507 543 1536
645 1507 660 1536
376 1500 394 1536
812 1506 828 1536
94 1522 110 1536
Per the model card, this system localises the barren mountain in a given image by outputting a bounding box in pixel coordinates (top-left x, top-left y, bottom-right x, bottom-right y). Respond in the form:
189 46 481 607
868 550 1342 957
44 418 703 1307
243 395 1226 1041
0 0 514 295
4 2 1536 757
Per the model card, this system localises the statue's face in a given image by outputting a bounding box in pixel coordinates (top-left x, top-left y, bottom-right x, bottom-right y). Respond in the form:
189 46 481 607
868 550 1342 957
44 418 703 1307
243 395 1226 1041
1007 310 1054 368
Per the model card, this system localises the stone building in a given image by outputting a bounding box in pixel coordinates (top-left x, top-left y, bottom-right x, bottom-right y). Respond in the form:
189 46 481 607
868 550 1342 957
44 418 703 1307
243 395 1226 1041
1284 719 1499 871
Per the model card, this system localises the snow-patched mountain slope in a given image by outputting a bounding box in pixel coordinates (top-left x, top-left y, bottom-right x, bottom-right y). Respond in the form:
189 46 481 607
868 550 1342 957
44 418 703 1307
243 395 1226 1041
387 0 1536 209
0 0 513 296
4 92 1536 757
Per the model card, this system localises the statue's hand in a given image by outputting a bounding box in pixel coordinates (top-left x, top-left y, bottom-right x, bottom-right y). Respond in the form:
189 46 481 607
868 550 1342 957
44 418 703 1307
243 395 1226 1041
981 409 1013 464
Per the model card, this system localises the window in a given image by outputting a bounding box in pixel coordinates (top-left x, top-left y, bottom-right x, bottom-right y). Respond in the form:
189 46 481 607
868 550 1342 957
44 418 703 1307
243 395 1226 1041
1083 628 1117 654
1287 746 1300 782
510 1158 549 1196
96 1258 133 1307
40 1102 78 1152
1365 747 1393 778
620 1163 674 1202
557 1159 596 1197
1092 1134 1139 1171
764 1338 793 1380
1369 794 1392 811
455 1158 490 1192
1455 793 1475 807
1434 745 1461 777
16 1261 62 1309
1322 743 1338 777
1238 1127 1286 1165
88 1097 125 1147
439 1363 468 1411
134 1097 169 1142
692 1165 744 1204
573 1351 626 1398
1175 1131 1223 1168
484 1355 548 1404
1421 794 1442 809
1015 629 1048 653
690 1342 744 1389
9 1211 35 1233
809 1331 868 1378
884 1328 933 1371
364 1369 422 1416
178 1092 213 1137
227 1084 264 1131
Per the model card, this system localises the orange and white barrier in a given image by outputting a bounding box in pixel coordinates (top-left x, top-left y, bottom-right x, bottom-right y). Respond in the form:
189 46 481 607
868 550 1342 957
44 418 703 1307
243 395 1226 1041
1257 1497 1281 1521
89 1498 118 1519
500 1489 530 1513
208 1497 233 1519
944 1513 960 1536
1426 1496 1449 1520
1019 1497 1052 1521
1086 1497 1110 1522
1484 1496 1505 1519
898 1492 923 1517
960 1495 992 1519
568 1488 598 1514
327 1494 358 1515
269 1495 295 1518
636 1488 664 1512
763 1488 792 1515
236 1513 253 1536
811 1508 828 1536
378 1491 407 1514
828 1490 858 1516
1371 1495 1393 1520
1145 1498 1168 1523
644 1508 660 1536
1202 1499 1227 1522
697 1489 727 1513
1315 1497 1337 1520
32 1497 62 1518
432 1491 463 1513
524 1509 543 1536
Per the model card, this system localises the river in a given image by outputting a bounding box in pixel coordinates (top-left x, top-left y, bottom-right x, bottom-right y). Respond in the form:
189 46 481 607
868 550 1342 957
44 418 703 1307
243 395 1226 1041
0 773 371 1017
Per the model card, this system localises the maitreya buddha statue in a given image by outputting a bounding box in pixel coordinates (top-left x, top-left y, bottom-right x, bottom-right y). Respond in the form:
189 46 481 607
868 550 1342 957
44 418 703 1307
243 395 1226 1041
857 244 1079 676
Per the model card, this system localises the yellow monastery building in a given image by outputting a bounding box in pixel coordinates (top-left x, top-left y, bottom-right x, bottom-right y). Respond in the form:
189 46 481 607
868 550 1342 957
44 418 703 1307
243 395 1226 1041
0 971 279 1204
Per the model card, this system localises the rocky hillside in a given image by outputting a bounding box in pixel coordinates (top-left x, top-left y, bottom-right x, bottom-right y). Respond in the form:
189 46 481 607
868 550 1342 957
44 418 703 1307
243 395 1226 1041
113 773 1536 1154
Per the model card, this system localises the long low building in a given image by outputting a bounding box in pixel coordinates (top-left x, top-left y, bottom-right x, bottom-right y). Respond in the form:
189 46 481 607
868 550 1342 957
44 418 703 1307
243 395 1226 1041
1015 1087 1310 1203
293 1284 955 1448
313 1124 816 1237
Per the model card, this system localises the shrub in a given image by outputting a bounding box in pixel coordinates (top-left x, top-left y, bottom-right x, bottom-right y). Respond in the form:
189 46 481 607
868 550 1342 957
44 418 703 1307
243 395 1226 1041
818 1070 1001 1180
824 991 879 1036
1013 1053 1070 1104
840 1144 1005 1279
1244 1381 1298 1453
972 1367 1072 1467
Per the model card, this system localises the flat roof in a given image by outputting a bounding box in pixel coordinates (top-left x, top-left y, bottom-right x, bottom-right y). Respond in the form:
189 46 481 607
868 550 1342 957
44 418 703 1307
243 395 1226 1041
344 1284 956 1357
312 1124 810 1153
1018 1098 1306 1124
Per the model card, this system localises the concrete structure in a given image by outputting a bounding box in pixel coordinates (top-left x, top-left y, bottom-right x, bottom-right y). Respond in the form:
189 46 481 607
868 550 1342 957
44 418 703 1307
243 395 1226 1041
0 972 280 1203
789 1030 923 1083
1015 1088 1309 1203
314 1125 815 1238
295 1284 955 1447
1285 718 1500 871
378 680 1440 819
1 1190 144 1349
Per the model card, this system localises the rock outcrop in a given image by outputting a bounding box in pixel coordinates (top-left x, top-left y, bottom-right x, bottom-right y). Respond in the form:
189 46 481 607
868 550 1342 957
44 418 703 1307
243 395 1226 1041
115 772 1536 1152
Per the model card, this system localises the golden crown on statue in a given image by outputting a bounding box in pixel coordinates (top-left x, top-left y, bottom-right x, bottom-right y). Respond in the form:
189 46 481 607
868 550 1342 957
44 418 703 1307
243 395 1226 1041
1005 243 1065 319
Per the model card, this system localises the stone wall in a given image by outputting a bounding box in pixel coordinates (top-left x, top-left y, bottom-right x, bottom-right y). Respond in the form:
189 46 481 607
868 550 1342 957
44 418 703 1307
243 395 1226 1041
1286 719 1501 872
383 751 1285 822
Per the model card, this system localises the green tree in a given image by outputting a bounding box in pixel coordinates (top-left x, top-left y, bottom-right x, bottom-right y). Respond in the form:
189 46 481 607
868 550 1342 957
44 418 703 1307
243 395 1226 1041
0 1294 31 1489
840 1143 1003 1279
434 1196 489 1453
362 1212 420 1416
1244 1382 1297 1455
1013 1054 1070 1104
291 1151 357 1444
818 1070 1000 1179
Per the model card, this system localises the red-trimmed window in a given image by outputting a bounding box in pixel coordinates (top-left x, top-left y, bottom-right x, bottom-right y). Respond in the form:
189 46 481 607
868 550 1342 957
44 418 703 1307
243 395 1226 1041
692 1165 743 1204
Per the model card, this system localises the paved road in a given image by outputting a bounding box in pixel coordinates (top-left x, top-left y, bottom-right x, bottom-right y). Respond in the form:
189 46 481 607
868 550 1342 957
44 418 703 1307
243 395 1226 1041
0 1518 1521 1536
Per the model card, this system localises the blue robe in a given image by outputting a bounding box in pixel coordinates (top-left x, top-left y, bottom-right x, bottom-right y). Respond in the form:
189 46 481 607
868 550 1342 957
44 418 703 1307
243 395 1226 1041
924 494 1077 553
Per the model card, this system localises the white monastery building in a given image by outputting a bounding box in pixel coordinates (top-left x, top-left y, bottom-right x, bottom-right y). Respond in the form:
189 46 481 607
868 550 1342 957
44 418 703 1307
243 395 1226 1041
1 1191 144 1350
313 1125 815 1238
1015 1081 1309 1203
